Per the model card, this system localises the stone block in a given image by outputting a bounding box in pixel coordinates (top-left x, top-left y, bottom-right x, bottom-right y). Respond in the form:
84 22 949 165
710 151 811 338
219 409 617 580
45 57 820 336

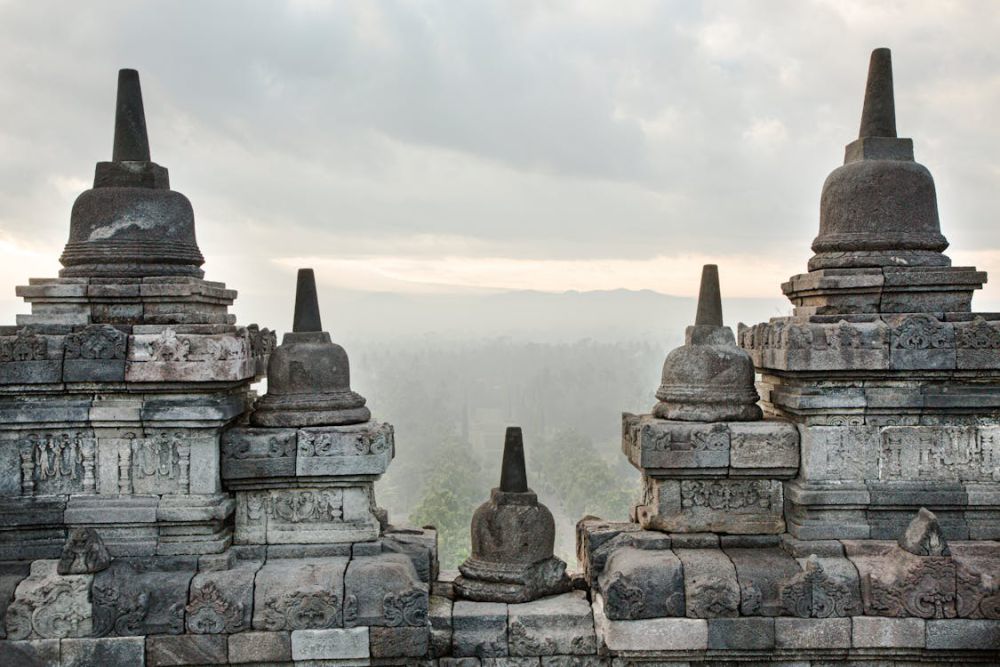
126 330 254 383
252 557 347 630
774 617 851 648
925 619 1000 649
798 425 879 481
540 658 609 667
725 547 802 616
234 486 379 545
597 547 684 620
508 591 595 656
91 556 196 637
622 415 728 474
0 562 30 639
290 627 369 661
429 595 454 658
4 560 93 640
185 561 257 633
0 639 60 667
851 616 925 647
675 548 739 618
888 314 956 370
227 630 291 664
452 600 508 658
295 422 394 477
370 624 431 658
220 427 296 480
61 636 145 667
782 555 862 618
667 532 717 549
146 634 227 666
344 552 428 627
638 477 784 534
706 617 775 649
592 594 707 651
383 525 440 583
482 659 540 667
728 421 799 476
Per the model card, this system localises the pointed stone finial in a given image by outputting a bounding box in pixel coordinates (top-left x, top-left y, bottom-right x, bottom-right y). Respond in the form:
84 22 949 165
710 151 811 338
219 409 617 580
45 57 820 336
859 48 896 139
292 269 323 333
499 427 528 493
112 69 151 162
899 507 950 557
694 264 723 327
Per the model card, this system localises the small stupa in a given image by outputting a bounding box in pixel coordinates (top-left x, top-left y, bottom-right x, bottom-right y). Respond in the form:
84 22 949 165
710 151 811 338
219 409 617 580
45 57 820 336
654 264 761 422
60 69 205 278
252 268 371 427
454 427 572 603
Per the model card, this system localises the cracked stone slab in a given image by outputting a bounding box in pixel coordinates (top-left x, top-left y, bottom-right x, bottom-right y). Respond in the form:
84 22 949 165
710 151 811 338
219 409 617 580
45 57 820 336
508 591 596 656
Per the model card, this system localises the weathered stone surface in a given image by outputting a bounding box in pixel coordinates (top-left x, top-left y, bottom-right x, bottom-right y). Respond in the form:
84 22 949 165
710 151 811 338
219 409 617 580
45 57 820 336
851 615 925 647
92 556 196 636
592 593 707 651
706 617 775 650
899 507 950 555
781 555 862 618
457 429 571 604
508 591 595 656
622 414 729 474
653 266 762 422
383 525 440 583
146 634 227 666
725 547 802 616
4 560 92 640
185 561 257 633
234 485 379 545
370 624 431 658
61 636 145 667
0 639 60 667
57 527 111 575
925 618 1000 649
798 425 879 481
452 600 508 658
597 547 684 620
728 421 799 475
429 595 454 658
227 630 291 664
290 627 370 661
344 552 428 627
220 427 296 480
252 557 347 631
638 477 784 534
774 617 852 648
675 548 739 618
295 421 394 477
845 540 958 619
539 657 609 667
0 563 29 639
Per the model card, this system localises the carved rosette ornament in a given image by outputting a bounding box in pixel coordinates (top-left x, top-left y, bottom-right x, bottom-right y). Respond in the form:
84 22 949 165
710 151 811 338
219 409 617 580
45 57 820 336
262 590 340 631
185 581 245 634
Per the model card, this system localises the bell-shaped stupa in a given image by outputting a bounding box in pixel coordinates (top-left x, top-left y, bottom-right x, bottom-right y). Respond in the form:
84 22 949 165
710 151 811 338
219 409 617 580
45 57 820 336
654 265 761 422
59 69 205 278
809 48 948 271
251 268 371 427
455 427 572 603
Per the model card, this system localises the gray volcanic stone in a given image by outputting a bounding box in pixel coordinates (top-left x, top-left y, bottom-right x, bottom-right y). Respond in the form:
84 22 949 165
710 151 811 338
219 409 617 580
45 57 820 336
220 427 297 480
60 70 204 279
383 525 440 583
343 552 428 627
925 619 1000 649
4 560 93 640
185 561 257 633
429 595 454 658
0 639 59 667
707 617 775 650
898 506 950 556
252 557 347 631
147 634 227 666
725 547 802 616
675 548 739 618
452 600 508 657
61 637 145 667
57 527 111 575
0 563 29 639
593 594 707 651
92 556 196 637
252 269 370 427
227 630 291 664
781 555 862 618
774 617 851 649
852 616 925 648
370 625 431 658
597 546 684 620
456 428 570 603
653 266 761 423
507 591 596 656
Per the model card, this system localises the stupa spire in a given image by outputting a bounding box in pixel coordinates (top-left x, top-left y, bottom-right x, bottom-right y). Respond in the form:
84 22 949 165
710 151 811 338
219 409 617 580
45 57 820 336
694 264 723 327
292 268 323 333
499 427 528 493
112 69 151 162
858 48 896 139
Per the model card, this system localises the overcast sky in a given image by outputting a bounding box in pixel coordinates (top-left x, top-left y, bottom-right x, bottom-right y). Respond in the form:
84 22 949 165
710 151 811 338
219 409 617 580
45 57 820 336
1 1 999 329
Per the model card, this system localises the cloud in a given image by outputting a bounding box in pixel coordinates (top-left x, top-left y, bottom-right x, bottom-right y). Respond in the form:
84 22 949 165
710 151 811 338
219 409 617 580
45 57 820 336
0 0 999 331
